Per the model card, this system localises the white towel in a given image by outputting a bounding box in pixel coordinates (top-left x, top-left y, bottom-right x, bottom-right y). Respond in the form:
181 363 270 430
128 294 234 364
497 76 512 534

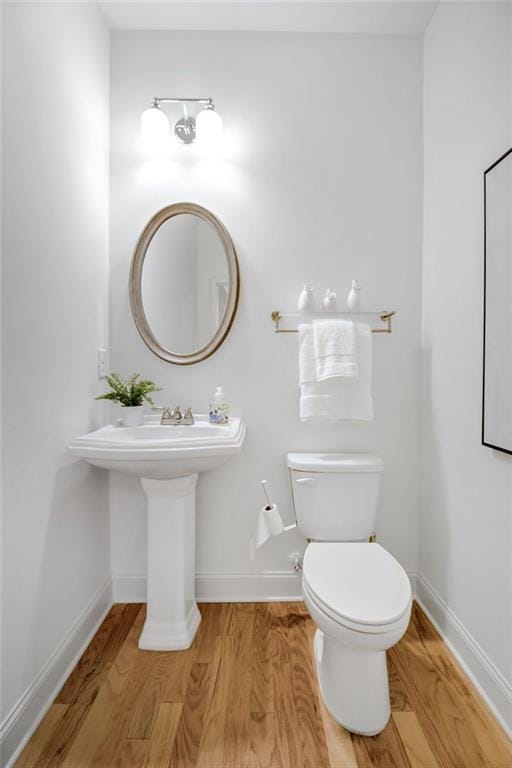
299 323 316 385
300 323 373 422
313 319 358 380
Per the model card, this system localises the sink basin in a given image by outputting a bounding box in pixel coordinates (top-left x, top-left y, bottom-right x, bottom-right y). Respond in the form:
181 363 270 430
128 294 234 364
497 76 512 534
68 414 246 478
68 414 246 651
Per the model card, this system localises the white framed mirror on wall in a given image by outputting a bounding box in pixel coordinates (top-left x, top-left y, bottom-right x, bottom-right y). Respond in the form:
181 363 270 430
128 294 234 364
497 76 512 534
482 147 512 455
129 202 240 365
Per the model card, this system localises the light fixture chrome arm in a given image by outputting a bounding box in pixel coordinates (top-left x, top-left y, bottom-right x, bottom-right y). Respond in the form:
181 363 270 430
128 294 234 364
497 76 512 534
153 97 213 106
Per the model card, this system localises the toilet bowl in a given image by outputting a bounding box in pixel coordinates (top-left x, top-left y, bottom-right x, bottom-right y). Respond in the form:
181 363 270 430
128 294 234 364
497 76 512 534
302 542 411 735
287 452 412 735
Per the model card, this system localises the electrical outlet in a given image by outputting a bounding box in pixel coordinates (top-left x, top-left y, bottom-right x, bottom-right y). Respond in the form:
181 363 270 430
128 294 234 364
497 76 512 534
97 348 109 380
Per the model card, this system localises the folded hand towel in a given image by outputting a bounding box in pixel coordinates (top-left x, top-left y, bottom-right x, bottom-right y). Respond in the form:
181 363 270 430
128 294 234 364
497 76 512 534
313 319 358 380
300 323 373 422
299 323 316 385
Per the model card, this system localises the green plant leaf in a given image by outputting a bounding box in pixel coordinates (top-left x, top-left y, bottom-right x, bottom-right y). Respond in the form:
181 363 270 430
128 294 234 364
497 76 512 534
95 372 161 407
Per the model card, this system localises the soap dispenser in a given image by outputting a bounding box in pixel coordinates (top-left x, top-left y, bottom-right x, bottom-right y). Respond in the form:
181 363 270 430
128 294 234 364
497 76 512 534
209 386 229 424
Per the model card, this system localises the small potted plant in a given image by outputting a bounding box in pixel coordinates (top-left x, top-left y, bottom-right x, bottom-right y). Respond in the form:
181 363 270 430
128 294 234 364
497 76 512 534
96 373 161 427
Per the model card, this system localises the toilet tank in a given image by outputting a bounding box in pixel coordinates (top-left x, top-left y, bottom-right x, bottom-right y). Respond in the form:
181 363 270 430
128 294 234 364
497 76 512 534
287 453 384 542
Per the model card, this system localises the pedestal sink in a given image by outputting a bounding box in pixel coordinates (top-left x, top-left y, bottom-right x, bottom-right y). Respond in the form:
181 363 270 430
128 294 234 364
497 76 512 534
68 415 246 650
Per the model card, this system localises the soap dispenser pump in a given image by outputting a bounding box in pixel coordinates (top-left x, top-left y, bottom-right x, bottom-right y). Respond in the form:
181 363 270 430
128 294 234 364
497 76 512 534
209 386 229 424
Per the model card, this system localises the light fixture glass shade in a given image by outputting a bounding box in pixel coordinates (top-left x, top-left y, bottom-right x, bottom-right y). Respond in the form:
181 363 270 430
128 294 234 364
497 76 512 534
140 105 169 154
196 105 223 150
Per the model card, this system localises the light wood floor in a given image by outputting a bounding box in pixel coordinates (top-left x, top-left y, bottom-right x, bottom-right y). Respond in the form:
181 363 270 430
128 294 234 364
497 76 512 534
16 601 511 768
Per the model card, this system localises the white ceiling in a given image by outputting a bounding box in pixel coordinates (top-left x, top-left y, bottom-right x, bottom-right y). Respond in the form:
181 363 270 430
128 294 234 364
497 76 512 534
98 1 438 35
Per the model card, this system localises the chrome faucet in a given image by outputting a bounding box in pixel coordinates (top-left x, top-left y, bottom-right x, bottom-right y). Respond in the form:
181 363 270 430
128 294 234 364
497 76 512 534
181 407 194 425
160 406 194 426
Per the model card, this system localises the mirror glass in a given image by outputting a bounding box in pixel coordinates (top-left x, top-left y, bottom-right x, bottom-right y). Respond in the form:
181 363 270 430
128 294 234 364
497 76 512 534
142 215 229 354
130 204 239 365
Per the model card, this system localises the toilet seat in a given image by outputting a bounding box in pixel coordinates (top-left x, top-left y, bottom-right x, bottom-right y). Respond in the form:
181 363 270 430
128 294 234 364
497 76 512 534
303 542 412 634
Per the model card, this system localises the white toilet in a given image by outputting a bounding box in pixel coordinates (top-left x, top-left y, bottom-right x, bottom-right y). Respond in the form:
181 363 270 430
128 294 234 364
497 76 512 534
288 452 412 736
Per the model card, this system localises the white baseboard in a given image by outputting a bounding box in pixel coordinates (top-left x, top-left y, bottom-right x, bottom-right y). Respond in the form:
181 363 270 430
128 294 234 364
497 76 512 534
414 572 512 739
196 571 303 602
0 579 113 768
112 571 146 602
112 570 303 604
112 571 419 605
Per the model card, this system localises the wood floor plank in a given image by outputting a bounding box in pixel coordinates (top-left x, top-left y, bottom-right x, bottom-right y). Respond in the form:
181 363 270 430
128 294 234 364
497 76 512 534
267 602 290 665
15 703 68 768
128 652 172 738
264 603 299 768
412 608 512 762
215 602 235 635
32 701 92 768
272 660 301 768
102 603 143 663
351 717 412 768
223 612 255 767
317 699 358 768
56 605 124 705
393 711 441 768
83 604 125 659
389 653 413 712
90 646 167 765
194 603 223 663
115 738 150 768
20 601 512 768
170 662 211 768
287 603 330 768
251 604 275 714
144 703 182 768
61 607 145 768
249 711 275 768
195 637 229 768
390 605 512 768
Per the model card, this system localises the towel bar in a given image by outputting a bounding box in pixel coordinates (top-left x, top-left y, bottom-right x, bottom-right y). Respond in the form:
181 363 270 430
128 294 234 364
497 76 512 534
271 310 396 335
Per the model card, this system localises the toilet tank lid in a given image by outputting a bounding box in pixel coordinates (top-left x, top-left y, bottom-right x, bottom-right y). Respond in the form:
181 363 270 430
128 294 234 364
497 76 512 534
287 453 383 473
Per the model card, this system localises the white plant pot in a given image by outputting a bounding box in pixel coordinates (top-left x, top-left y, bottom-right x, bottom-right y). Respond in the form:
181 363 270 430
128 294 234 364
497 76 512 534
121 405 144 427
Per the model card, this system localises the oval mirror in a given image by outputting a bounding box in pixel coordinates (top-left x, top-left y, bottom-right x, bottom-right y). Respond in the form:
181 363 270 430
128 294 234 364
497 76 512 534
129 203 240 365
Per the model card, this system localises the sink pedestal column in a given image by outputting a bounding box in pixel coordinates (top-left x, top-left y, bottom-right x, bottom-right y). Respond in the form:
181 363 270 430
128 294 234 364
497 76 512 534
139 474 201 651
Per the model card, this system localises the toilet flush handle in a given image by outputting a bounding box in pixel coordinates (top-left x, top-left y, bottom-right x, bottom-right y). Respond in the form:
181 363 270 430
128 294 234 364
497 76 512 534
295 477 315 486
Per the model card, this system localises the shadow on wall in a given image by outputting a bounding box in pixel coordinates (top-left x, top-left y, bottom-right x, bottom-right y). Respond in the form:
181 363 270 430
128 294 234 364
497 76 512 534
421 345 450 618
27 461 109 670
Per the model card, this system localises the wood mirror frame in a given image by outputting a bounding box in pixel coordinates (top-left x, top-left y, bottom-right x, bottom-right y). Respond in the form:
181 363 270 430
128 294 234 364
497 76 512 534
129 202 240 365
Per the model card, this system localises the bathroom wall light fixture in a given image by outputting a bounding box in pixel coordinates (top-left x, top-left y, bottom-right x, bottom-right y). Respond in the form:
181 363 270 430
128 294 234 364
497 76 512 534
140 97 222 149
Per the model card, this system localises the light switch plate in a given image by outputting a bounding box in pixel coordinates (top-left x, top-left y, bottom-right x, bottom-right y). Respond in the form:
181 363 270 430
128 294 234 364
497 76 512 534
97 348 109 380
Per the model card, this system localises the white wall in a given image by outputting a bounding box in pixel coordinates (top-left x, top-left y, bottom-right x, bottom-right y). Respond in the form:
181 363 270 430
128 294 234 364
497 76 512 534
109 31 423 597
1 3 110 762
421 2 512 730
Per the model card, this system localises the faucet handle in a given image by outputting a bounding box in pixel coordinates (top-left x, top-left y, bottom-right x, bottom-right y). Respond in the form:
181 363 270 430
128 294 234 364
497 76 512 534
183 407 194 425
